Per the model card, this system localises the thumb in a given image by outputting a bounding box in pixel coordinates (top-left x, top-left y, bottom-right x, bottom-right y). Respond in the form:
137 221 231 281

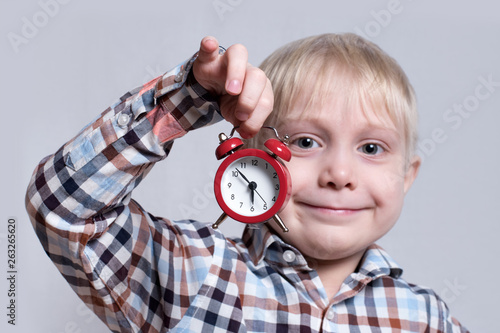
197 36 220 64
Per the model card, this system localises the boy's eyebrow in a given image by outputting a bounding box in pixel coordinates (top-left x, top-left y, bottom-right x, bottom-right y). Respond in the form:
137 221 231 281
351 124 403 146
285 117 401 138
359 124 401 138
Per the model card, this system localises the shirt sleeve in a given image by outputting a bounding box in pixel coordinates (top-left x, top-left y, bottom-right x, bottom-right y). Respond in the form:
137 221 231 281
25 54 225 332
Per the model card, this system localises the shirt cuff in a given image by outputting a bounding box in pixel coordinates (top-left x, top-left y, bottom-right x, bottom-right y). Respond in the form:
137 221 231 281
154 53 223 132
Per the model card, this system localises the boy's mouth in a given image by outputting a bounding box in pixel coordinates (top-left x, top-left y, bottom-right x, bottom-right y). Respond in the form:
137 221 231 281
298 201 367 217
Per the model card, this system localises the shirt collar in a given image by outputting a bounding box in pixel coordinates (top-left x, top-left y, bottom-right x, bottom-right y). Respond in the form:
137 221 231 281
357 245 403 279
241 224 403 279
332 245 403 304
241 224 311 270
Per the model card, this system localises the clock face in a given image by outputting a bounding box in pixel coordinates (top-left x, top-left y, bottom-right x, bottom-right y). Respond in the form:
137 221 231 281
215 149 289 223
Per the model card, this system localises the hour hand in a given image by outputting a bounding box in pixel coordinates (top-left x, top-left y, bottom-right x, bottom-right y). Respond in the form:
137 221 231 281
236 168 255 204
248 180 266 205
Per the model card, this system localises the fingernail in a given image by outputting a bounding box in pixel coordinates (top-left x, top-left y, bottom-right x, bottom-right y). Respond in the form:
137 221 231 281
227 80 241 94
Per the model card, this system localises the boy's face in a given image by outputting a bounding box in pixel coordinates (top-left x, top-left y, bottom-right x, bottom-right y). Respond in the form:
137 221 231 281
273 89 420 265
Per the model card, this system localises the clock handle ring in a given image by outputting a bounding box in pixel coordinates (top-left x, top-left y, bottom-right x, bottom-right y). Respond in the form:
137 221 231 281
226 126 289 144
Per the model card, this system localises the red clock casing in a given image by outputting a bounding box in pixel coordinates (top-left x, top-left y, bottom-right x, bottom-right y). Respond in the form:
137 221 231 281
214 148 291 224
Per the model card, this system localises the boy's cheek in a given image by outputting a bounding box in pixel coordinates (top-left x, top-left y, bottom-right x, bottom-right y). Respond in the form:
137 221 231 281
286 159 311 183
379 169 407 192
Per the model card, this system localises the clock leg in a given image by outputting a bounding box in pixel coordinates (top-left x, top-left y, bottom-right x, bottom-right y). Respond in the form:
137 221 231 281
272 214 289 233
212 212 228 230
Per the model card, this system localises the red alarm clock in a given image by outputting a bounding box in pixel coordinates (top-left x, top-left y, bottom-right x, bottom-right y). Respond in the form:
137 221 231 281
213 127 291 232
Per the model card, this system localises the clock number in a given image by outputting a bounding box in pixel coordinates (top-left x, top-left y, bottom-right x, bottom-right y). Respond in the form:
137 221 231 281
231 194 235 200
273 172 277 179
228 182 232 188
240 202 244 208
263 203 268 210
232 171 238 177
250 206 255 212
252 159 258 166
275 184 280 190
240 162 247 168
272 196 276 202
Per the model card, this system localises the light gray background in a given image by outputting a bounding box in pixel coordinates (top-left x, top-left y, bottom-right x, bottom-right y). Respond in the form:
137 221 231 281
1 0 498 332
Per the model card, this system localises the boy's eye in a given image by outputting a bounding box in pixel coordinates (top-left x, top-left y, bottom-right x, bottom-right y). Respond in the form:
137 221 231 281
292 137 319 149
360 143 384 155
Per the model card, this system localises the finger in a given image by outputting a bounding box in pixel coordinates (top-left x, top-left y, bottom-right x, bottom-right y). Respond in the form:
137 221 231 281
224 44 249 95
197 36 220 64
235 66 268 122
238 78 274 138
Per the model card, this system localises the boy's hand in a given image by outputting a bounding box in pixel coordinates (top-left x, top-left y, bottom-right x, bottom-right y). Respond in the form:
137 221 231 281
193 36 273 138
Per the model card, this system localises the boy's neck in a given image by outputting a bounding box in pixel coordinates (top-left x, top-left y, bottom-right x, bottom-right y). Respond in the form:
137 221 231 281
308 248 367 302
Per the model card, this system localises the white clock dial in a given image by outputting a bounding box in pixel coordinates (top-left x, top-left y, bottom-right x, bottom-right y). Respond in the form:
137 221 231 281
220 156 280 217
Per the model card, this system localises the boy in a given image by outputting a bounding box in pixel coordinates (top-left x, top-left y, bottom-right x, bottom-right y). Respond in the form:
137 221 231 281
26 34 468 332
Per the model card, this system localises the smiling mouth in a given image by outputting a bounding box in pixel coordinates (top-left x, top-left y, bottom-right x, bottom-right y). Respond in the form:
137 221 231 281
299 202 366 216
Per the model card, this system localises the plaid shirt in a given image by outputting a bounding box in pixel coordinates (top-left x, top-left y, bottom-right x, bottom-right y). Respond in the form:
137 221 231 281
26 54 469 333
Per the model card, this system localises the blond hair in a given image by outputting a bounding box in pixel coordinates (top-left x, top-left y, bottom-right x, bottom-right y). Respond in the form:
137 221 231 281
251 33 418 164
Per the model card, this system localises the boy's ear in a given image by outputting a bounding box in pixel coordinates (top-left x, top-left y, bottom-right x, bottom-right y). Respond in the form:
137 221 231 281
403 155 421 194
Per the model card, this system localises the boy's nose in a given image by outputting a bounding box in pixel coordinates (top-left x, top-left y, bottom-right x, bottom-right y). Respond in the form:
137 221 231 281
318 151 357 190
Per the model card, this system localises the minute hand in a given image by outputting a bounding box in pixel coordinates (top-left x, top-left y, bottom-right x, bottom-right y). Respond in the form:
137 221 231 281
235 168 267 205
236 168 251 184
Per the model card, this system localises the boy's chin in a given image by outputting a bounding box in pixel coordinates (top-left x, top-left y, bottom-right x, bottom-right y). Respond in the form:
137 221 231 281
268 223 371 262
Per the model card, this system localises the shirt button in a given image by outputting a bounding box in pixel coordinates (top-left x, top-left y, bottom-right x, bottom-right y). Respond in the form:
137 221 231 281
326 309 335 320
174 71 184 83
282 250 296 263
326 308 335 321
117 113 130 128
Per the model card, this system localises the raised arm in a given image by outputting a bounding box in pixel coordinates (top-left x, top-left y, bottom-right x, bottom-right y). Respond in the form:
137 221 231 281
25 37 272 332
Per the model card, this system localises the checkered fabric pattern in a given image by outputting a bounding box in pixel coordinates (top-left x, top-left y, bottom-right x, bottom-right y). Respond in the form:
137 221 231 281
25 54 469 333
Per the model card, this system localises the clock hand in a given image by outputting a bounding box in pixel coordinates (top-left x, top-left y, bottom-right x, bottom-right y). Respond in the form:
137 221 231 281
248 180 266 205
253 187 267 204
235 168 255 204
235 168 251 184
236 168 266 205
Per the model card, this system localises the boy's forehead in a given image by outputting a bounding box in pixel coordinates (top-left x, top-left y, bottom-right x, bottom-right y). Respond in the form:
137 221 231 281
282 86 401 135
